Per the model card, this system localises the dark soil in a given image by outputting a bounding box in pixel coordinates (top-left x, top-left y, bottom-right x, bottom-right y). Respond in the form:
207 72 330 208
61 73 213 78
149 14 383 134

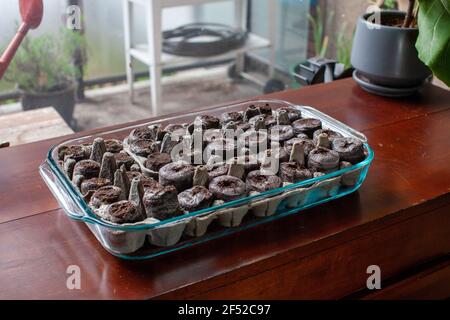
370 14 417 28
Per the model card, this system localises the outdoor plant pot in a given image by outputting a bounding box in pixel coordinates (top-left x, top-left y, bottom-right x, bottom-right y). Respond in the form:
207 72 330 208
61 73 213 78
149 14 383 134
20 83 76 127
351 10 432 94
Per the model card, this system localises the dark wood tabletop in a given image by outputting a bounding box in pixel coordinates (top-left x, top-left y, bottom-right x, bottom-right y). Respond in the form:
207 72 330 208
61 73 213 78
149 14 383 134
0 79 449 299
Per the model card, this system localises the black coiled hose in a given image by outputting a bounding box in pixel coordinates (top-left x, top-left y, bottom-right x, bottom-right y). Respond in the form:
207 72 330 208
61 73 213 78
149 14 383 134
162 23 248 57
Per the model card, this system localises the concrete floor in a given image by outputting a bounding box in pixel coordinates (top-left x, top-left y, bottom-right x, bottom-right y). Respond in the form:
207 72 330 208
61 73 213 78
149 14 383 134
73 67 263 132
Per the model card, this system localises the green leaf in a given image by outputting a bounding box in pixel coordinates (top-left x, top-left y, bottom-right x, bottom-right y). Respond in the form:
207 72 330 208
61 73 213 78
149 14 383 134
383 0 397 9
4 28 85 93
416 0 450 86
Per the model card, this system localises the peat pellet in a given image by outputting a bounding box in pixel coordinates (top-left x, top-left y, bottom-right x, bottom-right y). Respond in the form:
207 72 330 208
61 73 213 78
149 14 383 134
178 186 214 212
195 115 220 129
128 127 155 143
90 186 124 208
235 121 251 132
257 103 273 115
80 177 111 195
270 125 294 142
73 160 101 179
277 107 302 122
205 138 237 163
126 170 142 182
209 175 247 202
313 129 344 144
207 164 229 180
130 139 158 157
279 162 313 183
159 161 195 192
284 137 315 155
102 201 143 224
203 129 223 144
105 139 124 153
332 137 365 164
114 152 135 170
143 185 181 220
164 123 187 137
244 105 261 121
307 147 340 172
246 170 282 193
58 145 87 162
292 118 322 138
221 111 243 124
145 152 172 172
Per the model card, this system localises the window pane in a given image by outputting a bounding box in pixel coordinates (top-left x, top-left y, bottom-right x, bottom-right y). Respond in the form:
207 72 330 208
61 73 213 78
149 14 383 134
251 0 310 72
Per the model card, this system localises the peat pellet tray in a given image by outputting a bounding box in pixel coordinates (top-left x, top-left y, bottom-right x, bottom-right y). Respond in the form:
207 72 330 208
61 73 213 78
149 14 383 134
40 99 374 260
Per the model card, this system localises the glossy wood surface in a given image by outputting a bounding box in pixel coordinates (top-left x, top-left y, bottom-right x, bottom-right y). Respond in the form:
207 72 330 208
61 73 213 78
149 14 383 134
0 79 449 299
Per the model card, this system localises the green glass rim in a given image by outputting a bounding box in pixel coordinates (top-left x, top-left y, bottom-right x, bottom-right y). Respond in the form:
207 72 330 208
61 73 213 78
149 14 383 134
45 99 374 231
109 175 369 260
47 144 374 231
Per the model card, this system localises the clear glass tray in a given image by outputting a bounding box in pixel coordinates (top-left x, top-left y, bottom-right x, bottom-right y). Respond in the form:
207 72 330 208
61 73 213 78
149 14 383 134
40 99 374 260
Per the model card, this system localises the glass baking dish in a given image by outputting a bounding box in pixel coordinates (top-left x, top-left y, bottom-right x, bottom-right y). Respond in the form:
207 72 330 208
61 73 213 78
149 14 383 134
40 99 374 260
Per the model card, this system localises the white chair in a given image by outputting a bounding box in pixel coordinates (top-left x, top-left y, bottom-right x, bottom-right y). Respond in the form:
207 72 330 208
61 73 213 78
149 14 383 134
122 0 277 115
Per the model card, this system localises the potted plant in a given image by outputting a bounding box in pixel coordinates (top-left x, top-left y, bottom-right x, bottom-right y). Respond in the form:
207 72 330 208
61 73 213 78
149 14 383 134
351 0 449 96
5 29 86 127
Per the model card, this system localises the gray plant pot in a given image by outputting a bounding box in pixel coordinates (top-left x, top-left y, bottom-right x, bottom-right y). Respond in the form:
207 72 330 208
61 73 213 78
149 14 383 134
20 83 76 128
351 10 432 88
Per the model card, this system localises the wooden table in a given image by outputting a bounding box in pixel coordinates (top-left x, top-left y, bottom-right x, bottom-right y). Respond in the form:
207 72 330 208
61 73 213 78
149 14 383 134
0 107 73 146
0 79 449 299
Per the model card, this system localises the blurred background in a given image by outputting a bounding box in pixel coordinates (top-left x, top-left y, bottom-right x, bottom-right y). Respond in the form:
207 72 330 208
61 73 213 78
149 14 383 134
1 0 440 147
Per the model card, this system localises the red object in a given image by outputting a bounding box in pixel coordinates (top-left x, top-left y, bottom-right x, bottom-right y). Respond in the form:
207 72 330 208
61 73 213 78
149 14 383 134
0 0 43 79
